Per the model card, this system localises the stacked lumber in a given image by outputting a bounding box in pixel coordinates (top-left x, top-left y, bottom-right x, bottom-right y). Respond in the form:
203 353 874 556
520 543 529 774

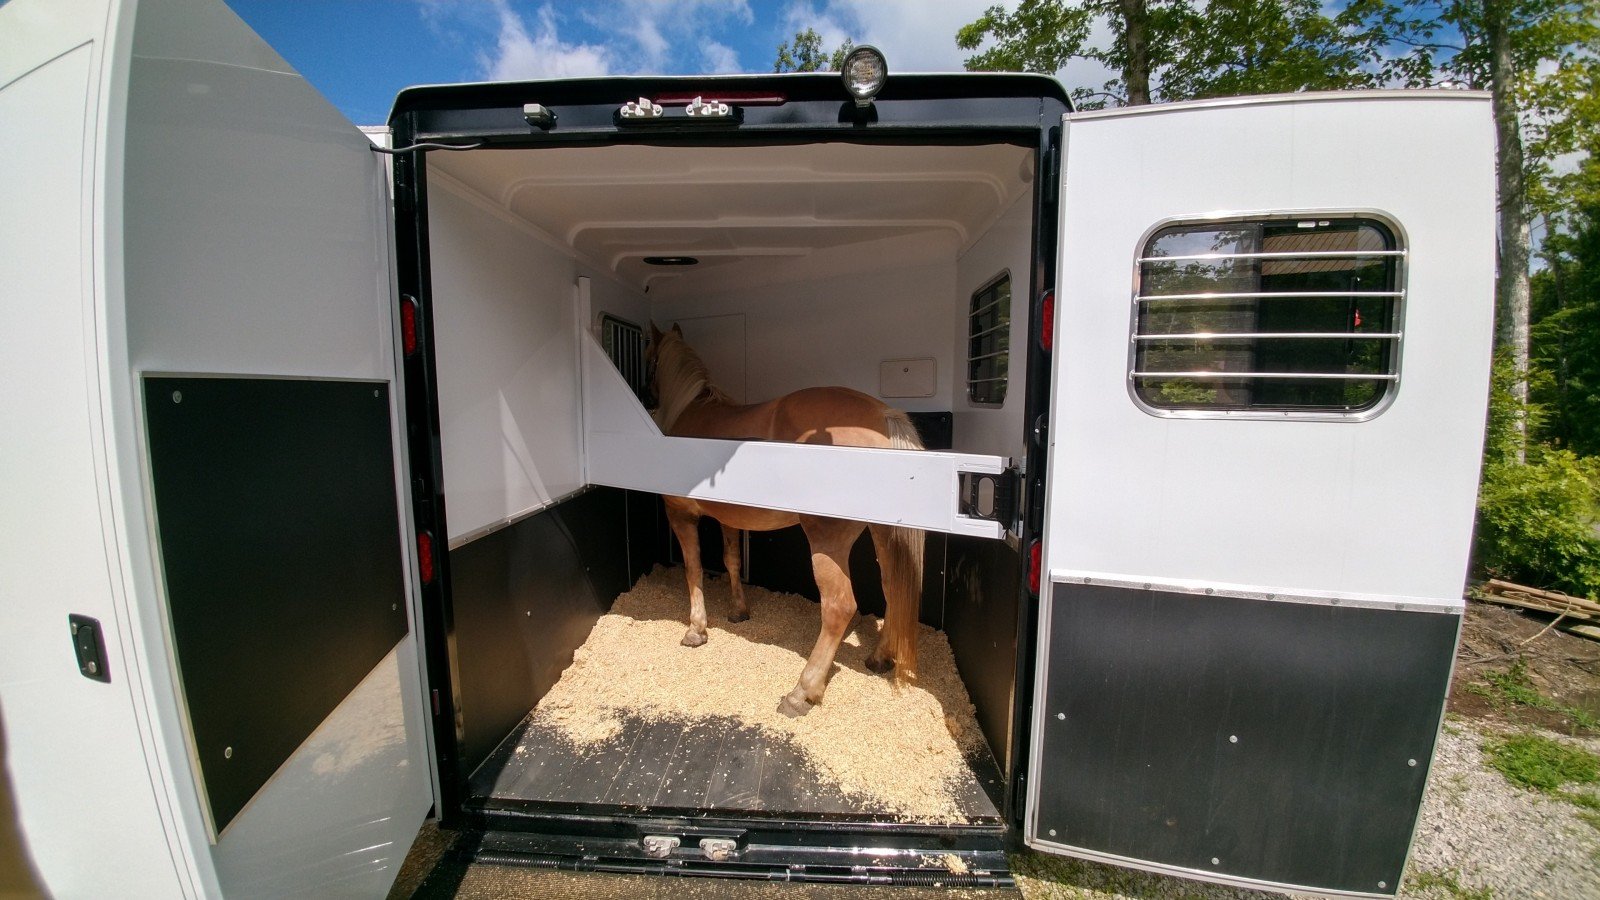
1478 579 1600 639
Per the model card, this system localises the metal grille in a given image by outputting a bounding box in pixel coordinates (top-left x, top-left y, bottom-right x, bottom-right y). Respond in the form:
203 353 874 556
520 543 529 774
600 314 649 404
1132 216 1403 415
967 274 1010 406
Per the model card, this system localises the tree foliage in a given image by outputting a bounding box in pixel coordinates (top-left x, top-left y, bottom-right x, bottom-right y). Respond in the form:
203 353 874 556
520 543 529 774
1476 353 1600 598
956 0 1394 108
775 28 854 73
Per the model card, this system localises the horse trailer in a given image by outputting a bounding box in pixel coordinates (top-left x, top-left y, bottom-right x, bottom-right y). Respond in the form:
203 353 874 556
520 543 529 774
1 0 1497 896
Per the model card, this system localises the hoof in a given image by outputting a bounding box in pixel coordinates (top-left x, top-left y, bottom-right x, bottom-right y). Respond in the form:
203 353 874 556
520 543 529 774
680 630 707 648
777 694 813 718
727 609 750 623
864 654 896 675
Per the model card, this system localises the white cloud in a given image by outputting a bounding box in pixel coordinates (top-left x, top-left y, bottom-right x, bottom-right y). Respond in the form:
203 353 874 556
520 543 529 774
585 0 756 72
481 1 612 80
702 40 743 74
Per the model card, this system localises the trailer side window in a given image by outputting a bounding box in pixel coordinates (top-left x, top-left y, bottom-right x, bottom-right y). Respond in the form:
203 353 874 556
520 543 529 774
600 314 649 404
1132 216 1402 416
968 274 1011 406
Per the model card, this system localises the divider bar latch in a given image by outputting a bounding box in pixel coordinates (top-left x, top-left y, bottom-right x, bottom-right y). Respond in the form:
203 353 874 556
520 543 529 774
958 465 1019 532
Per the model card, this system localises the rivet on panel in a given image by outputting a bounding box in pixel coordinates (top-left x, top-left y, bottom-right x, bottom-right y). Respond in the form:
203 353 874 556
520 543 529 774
1056 712 1065 721
224 746 233 759
1048 829 1057 837
1211 857 1220 866
1408 758 1418 767
172 391 183 404
1378 882 1387 890
1229 735 1238 744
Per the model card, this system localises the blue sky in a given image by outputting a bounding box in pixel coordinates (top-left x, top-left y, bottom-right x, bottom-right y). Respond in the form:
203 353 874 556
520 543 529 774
225 1 1048 125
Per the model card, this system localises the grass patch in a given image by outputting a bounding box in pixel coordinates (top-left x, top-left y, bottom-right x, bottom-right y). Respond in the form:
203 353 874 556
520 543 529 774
1484 731 1600 792
1560 788 1600 810
1406 867 1494 899
1467 659 1600 731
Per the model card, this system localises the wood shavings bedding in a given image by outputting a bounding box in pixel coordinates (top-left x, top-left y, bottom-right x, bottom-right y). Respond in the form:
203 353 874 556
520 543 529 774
528 565 993 822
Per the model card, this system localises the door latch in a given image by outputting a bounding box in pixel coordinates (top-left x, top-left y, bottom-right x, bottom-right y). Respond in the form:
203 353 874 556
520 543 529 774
69 614 110 683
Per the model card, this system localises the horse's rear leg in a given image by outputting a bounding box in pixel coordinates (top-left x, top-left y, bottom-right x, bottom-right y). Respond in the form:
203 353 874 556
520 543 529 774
722 525 749 622
665 503 709 647
778 517 866 718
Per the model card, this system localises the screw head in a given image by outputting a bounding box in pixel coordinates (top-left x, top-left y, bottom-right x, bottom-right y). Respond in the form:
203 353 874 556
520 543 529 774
1229 735 1238 743
224 746 233 759
1408 758 1418 767
1378 882 1387 889
1048 829 1056 837
1211 857 1220 866
86 661 98 674
1056 712 1065 720
172 391 183 403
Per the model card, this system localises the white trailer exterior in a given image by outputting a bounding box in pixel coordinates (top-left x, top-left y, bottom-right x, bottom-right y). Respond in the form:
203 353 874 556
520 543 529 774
0 0 1494 897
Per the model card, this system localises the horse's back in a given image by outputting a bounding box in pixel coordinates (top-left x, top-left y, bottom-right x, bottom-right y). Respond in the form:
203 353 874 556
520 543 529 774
770 387 900 449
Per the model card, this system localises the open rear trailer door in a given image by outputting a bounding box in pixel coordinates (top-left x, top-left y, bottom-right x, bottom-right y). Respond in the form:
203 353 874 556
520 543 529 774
20 0 434 894
1026 94 1495 897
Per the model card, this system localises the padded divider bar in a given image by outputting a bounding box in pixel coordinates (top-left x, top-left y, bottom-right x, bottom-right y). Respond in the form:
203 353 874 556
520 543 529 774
581 333 1008 540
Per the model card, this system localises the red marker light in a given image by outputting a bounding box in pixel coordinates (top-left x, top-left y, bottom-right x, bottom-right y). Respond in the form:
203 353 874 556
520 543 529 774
1038 291 1054 352
401 297 418 356
417 531 435 585
1028 539 1042 595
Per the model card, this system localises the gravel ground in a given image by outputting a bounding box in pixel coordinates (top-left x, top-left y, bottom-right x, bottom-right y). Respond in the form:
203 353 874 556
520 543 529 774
1012 718 1600 900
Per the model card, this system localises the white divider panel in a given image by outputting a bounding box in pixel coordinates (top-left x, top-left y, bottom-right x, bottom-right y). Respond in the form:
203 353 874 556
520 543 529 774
581 333 1008 539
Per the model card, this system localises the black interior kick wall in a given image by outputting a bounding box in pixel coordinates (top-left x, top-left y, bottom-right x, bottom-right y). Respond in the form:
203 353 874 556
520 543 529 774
449 487 642 776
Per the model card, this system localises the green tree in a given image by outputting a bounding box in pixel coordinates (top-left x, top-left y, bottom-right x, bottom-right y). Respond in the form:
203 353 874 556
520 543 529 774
1381 1 1600 459
775 28 855 73
956 0 1392 108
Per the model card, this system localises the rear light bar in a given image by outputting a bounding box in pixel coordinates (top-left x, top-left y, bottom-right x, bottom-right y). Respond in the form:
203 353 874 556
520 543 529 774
653 91 786 106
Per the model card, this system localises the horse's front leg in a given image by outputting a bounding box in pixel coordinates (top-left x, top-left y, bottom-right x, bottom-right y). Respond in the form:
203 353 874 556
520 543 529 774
779 517 866 717
721 524 749 622
665 502 708 647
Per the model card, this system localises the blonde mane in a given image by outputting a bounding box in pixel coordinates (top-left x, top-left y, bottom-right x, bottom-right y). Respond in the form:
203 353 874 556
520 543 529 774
652 331 732 432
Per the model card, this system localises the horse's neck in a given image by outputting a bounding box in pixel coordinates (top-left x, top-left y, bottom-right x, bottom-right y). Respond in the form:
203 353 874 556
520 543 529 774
654 344 721 433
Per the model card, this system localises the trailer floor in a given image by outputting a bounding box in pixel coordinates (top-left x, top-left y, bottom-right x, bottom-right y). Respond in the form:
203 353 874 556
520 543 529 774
468 708 1005 820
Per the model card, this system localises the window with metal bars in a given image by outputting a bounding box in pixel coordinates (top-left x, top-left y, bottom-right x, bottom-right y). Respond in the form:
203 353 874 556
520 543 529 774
600 314 649 404
967 273 1011 406
1132 216 1403 416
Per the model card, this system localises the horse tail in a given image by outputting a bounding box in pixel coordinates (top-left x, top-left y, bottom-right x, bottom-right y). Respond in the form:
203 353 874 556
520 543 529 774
878 409 925 680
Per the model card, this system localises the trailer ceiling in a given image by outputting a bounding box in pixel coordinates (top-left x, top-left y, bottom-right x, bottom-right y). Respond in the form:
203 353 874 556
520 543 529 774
428 142 1034 298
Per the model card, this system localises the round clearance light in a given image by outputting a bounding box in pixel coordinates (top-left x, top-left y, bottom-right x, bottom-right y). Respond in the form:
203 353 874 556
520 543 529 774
841 45 887 107
643 256 698 266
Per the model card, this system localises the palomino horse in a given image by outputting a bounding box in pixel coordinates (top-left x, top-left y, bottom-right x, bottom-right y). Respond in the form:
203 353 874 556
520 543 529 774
646 323 925 718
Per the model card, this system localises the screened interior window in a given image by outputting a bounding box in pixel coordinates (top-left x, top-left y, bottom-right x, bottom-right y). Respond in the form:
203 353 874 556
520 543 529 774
600 314 649 404
1133 217 1402 414
968 274 1011 405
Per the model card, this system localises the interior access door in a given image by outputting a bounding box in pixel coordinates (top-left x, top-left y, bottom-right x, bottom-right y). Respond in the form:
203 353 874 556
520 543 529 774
1027 93 1495 897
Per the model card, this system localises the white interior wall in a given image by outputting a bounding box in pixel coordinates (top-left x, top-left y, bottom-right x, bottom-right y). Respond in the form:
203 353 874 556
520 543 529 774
652 234 959 416
427 173 648 543
428 177 580 541
952 192 1034 461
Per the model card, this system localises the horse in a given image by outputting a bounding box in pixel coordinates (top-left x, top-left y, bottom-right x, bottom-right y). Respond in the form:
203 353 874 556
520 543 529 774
645 322 926 718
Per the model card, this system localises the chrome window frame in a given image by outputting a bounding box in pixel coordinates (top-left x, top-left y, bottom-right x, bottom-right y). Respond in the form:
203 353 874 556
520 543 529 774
599 312 649 403
1126 210 1409 422
966 270 1013 408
